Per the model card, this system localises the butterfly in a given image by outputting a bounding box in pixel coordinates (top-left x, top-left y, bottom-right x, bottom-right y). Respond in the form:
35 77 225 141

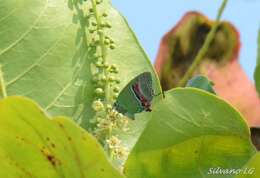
114 72 155 119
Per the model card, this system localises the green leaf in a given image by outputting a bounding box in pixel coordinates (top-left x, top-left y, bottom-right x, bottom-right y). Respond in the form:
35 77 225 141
254 29 260 95
186 75 216 94
0 96 124 178
0 0 161 126
235 153 260 178
72 0 162 127
124 88 256 178
0 0 79 117
69 0 162 151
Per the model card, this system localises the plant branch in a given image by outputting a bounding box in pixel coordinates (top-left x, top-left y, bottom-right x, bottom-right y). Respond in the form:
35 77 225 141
0 65 7 98
91 0 110 102
257 28 260 65
177 0 229 87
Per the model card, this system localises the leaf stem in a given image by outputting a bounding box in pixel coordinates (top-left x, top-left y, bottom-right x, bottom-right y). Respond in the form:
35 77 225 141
257 28 260 65
177 0 229 87
0 65 7 98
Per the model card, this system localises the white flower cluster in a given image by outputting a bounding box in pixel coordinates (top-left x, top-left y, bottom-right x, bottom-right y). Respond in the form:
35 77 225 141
87 0 129 164
106 136 129 160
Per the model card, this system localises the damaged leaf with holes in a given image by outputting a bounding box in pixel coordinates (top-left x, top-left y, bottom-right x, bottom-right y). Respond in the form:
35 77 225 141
154 11 260 126
155 12 239 90
0 96 124 178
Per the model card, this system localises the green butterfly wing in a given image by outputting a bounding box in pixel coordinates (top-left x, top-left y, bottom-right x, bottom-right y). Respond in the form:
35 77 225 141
114 72 153 119
138 72 154 102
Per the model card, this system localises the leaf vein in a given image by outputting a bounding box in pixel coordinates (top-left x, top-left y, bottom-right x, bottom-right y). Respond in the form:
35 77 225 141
45 82 73 111
6 37 63 87
0 0 48 57
0 7 17 23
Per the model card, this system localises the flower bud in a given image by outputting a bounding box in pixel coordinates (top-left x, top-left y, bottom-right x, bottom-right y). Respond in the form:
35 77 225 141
89 29 95 33
103 63 109 68
98 29 103 35
113 87 120 93
95 88 104 95
104 38 110 45
109 44 116 50
101 75 107 82
102 13 108 17
91 21 97 26
101 22 106 27
106 104 113 110
92 100 104 111
115 79 120 84
96 0 102 4
95 62 103 68
108 76 115 82
113 93 119 99
106 22 112 28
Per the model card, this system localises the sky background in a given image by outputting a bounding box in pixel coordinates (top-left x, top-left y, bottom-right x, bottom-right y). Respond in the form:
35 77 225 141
112 0 260 80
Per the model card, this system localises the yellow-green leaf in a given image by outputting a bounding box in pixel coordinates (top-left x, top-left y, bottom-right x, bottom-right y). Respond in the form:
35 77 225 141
235 153 260 178
0 96 124 178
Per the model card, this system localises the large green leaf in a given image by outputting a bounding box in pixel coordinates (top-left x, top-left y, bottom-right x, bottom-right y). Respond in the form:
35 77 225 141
0 0 161 128
255 29 260 95
69 0 162 153
72 0 162 128
0 96 124 178
124 88 256 178
0 0 78 117
235 153 260 178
